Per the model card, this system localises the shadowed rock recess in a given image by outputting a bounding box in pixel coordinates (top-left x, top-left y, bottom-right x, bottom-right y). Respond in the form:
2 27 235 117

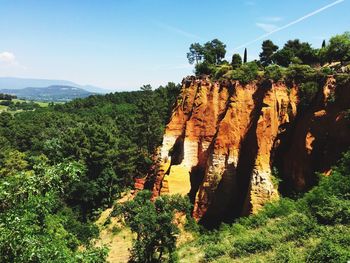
145 75 350 227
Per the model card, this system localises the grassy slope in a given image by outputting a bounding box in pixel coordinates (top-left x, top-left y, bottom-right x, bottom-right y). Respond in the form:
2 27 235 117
177 152 350 263
0 99 50 112
95 154 350 263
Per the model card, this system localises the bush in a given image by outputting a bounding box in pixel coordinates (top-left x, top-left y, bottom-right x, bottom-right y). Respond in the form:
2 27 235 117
306 241 350 263
277 213 317 241
308 195 350 225
230 235 273 257
213 64 232 79
229 61 260 84
264 65 285 82
335 74 350 86
320 66 334 75
262 198 296 219
271 244 301 263
204 244 227 261
238 213 269 228
299 81 319 108
285 64 317 83
195 61 214 76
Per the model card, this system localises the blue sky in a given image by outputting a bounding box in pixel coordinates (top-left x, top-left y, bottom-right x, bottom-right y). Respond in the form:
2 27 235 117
0 0 349 91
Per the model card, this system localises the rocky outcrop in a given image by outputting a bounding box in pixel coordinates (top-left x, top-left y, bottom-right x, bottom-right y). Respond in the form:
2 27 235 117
147 76 350 225
277 76 350 192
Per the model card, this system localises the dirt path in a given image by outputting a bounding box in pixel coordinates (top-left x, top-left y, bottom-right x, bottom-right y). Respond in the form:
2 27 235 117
95 193 134 263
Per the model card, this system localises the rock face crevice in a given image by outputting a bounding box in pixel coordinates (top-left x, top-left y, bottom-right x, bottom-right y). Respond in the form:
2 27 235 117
146 76 350 225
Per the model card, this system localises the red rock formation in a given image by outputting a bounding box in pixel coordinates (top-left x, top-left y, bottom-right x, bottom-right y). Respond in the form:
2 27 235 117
281 76 350 190
148 76 350 224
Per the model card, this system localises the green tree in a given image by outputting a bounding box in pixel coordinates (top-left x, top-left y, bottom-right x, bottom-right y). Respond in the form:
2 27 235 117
243 48 247 63
187 43 204 65
203 39 227 65
0 150 29 177
119 191 181 263
195 61 213 75
325 32 350 63
274 39 318 66
259 40 279 66
231 53 242 69
273 48 294 67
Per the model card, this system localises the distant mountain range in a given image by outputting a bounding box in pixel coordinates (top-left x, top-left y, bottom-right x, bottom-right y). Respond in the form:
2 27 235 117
0 77 112 102
0 77 110 94
0 85 96 102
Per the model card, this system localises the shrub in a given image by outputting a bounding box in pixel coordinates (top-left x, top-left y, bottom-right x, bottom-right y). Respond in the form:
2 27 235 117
204 243 227 261
299 81 319 108
264 64 285 82
230 235 273 257
214 64 232 79
195 61 214 76
335 74 350 86
306 241 350 263
277 213 317 241
229 61 260 84
271 244 301 263
262 198 296 219
320 66 334 75
238 213 269 228
285 64 317 83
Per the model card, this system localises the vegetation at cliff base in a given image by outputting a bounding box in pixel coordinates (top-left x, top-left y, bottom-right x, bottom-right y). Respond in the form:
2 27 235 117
177 151 350 262
111 192 192 263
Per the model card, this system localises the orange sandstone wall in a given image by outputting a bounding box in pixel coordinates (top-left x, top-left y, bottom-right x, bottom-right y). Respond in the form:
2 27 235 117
148 76 350 225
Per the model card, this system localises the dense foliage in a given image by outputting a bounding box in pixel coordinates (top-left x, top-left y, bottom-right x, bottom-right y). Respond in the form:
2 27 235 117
188 32 350 77
178 150 350 262
0 93 17 100
0 82 180 262
112 191 192 263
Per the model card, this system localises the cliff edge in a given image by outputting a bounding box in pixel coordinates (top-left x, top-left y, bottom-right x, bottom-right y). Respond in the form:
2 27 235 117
146 75 350 226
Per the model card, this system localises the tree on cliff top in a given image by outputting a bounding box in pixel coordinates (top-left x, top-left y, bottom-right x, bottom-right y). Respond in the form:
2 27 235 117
187 39 227 75
203 39 226 65
260 40 279 66
273 39 318 66
325 32 350 63
187 43 204 65
231 53 242 69
243 48 247 63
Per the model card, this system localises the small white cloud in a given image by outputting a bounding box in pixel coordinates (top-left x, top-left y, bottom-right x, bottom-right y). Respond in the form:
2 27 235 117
256 23 278 33
0 52 17 65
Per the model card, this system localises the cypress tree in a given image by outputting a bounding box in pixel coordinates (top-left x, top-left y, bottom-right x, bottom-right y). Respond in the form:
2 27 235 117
322 40 326 48
243 48 247 63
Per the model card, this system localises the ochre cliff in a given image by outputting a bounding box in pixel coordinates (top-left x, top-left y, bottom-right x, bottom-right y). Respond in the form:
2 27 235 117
146 76 350 226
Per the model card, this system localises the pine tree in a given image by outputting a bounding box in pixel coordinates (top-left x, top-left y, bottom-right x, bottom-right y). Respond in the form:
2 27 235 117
243 48 247 63
259 40 279 66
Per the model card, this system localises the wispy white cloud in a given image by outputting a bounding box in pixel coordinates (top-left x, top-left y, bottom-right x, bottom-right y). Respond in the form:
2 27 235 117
256 23 278 33
233 0 345 51
0 52 18 65
154 21 203 40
